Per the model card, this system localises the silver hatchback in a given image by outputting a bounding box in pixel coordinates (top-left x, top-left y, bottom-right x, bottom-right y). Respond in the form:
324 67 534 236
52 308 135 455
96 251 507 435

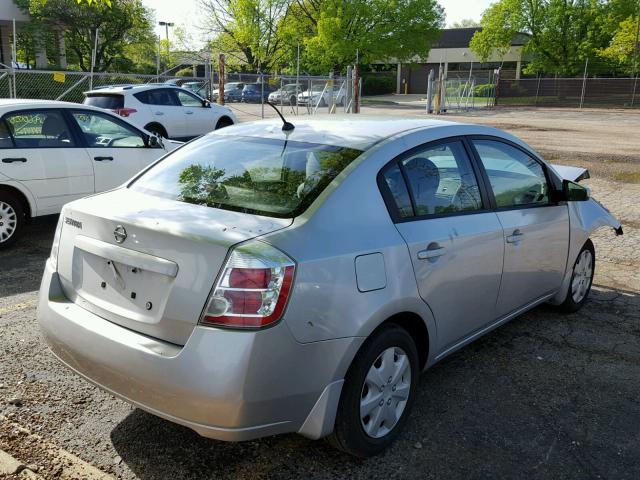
37 117 622 457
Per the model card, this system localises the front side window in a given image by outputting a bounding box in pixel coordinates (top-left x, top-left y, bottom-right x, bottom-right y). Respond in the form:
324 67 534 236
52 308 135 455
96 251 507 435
400 141 483 216
177 90 202 107
131 135 363 218
72 111 145 148
4 110 75 148
473 139 549 208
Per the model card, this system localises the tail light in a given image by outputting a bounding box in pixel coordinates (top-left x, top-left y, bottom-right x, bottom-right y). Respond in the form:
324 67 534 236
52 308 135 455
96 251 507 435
49 211 65 270
200 241 295 329
111 108 137 117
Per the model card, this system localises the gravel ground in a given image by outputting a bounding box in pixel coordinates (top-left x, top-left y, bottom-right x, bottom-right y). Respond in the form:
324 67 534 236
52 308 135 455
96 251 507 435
1 108 639 479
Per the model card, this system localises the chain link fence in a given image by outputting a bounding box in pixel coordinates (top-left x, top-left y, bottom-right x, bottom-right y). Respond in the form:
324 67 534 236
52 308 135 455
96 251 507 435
497 77 640 109
0 69 359 119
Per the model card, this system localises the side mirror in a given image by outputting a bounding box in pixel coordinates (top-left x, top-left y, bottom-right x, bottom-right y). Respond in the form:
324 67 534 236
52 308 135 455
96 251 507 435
202 99 211 107
562 179 589 202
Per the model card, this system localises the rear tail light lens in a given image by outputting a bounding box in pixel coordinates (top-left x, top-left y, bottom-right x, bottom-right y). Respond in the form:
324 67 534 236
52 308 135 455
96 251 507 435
50 212 65 270
200 241 295 329
111 108 137 117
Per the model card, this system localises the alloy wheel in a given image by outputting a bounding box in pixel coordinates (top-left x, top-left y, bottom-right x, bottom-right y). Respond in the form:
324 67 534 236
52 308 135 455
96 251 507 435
571 249 593 303
0 201 18 244
360 346 411 439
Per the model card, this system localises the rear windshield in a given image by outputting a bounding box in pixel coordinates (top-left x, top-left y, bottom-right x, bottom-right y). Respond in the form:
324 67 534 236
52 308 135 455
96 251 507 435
130 135 363 218
83 94 124 110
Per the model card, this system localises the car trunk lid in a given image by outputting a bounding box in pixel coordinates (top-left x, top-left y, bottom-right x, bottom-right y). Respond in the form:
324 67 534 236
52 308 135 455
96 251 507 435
56 188 292 345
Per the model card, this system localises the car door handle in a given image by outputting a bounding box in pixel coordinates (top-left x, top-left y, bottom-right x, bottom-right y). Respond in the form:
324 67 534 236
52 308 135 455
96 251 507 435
506 230 524 243
94 156 113 162
2 157 27 163
154 112 164 116
185 111 194 114
417 246 447 260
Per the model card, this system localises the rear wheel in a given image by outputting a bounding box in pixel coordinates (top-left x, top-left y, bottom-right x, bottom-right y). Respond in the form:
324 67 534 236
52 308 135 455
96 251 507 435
559 240 595 313
328 324 419 457
0 192 24 249
289 95 297 105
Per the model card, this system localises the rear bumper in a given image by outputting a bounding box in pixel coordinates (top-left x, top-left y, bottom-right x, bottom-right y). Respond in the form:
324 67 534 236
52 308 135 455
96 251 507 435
37 260 360 441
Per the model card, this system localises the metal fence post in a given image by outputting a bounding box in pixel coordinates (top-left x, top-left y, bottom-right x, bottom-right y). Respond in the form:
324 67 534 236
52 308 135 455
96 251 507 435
426 69 434 114
353 65 360 114
579 58 589 109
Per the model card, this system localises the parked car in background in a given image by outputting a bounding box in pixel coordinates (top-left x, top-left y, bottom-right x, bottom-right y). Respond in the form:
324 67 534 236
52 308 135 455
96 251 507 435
268 83 302 105
0 99 181 248
37 117 622 457
211 82 245 103
241 83 275 103
83 85 236 140
182 81 207 97
297 84 345 107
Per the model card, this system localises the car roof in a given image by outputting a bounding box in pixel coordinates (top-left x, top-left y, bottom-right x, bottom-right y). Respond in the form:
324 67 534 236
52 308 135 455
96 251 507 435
84 84 184 95
213 116 472 150
0 99 120 111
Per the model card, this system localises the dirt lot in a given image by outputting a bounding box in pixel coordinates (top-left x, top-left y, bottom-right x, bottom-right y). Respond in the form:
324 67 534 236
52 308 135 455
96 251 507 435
0 106 638 480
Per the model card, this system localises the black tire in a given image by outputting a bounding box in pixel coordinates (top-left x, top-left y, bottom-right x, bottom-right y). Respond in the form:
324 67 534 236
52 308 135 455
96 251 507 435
215 117 234 129
327 323 419 457
559 240 595 313
289 95 297 106
145 123 168 139
0 191 25 249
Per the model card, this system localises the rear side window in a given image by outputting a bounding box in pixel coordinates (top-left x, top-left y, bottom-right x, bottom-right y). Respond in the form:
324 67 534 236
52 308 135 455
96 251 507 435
83 94 124 110
473 139 550 208
130 135 363 218
0 120 14 148
381 164 413 218
400 141 482 216
135 89 180 106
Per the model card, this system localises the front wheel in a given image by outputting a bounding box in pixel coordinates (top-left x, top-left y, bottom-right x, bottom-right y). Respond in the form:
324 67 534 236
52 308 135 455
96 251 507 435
328 324 419 457
0 192 24 249
559 240 595 313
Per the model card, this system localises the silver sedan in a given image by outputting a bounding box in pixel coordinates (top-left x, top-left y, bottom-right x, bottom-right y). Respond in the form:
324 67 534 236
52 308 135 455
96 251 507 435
37 117 622 457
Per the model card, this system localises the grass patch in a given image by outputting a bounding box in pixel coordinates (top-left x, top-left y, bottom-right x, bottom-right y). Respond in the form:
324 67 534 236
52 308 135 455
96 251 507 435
611 171 640 183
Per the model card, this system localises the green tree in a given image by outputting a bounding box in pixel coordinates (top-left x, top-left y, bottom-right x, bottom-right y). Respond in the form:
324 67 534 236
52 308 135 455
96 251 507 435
289 0 444 72
450 19 480 28
199 0 291 71
599 16 640 73
14 0 155 71
470 0 638 76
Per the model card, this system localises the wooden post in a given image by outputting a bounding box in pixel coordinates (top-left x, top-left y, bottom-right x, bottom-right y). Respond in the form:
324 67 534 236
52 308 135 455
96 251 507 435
218 54 225 105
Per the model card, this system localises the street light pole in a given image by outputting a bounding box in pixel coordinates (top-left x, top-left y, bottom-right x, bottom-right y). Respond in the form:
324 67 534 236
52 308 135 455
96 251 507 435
158 21 174 74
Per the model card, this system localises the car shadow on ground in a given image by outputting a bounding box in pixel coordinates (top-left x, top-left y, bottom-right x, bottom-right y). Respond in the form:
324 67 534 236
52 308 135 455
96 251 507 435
0 215 58 297
110 289 640 480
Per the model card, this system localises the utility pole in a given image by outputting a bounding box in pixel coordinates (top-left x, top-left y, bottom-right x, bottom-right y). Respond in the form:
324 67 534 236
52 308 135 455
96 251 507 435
218 54 225 105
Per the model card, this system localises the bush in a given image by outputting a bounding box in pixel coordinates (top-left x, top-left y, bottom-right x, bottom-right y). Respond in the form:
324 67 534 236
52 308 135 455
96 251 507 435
175 67 194 77
474 83 496 97
362 75 394 95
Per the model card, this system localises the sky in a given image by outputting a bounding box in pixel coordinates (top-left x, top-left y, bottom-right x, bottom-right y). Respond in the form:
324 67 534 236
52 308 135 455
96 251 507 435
143 0 495 47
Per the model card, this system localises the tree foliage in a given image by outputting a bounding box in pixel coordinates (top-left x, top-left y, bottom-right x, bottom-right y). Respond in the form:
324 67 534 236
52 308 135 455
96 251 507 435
13 0 155 72
470 0 639 76
450 19 481 28
598 16 640 73
201 0 444 74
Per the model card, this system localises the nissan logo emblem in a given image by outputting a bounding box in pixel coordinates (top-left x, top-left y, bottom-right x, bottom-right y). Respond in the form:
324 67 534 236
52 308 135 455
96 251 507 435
114 225 127 244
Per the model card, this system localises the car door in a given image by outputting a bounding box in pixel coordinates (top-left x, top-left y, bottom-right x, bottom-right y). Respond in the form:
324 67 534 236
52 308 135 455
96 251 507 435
470 138 570 316
0 109 94 215
69 109 164 192
176 90 211 137
380 139 505 351
143 89 186 138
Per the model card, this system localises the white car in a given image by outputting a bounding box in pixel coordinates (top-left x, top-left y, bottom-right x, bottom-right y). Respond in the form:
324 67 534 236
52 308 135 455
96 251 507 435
297 85 345 107
83 84 236 140
0 99 181 248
